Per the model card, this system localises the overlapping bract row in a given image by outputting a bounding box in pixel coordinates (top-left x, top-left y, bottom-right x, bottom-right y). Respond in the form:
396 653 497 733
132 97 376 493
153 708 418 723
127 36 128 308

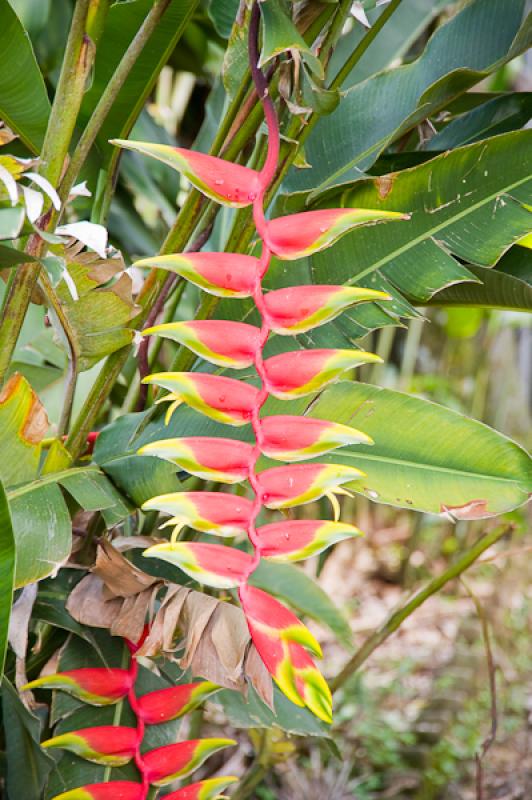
23 662 234 799
113 125 406 724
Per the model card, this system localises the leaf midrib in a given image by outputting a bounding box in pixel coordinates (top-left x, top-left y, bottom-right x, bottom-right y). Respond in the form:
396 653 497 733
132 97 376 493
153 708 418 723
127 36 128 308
344 172 531 285
338 450 529 487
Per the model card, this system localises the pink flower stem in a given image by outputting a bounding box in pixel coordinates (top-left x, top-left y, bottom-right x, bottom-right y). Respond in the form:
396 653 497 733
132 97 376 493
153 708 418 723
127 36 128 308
240 0 280 590
126 638 150 797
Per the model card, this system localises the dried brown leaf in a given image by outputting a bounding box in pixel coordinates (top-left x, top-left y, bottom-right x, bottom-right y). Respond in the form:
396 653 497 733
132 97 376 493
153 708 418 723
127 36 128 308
93 540 158 597
66 542 272 699
66 574 124 628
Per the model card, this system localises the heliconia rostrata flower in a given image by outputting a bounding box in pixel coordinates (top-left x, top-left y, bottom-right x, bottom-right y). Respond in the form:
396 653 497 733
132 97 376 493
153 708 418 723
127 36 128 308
34 7 408 798
23 654 235 800
112 0 406 728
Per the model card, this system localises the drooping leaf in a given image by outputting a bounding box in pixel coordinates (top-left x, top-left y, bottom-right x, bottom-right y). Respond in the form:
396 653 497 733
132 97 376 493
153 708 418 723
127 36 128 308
208 0 240 37
425 91 532 151
217 683 333 739
0 0 51 152
308 382 532 518
422 263 532 311
330 0 455 88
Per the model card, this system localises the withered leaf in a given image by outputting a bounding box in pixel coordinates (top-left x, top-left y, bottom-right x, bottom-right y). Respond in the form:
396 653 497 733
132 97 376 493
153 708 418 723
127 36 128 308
93 540 158 597
66 542 273 700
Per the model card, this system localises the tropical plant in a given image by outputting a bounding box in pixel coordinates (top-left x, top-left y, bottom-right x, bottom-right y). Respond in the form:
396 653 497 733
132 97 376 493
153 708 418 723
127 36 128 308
0 0 531 798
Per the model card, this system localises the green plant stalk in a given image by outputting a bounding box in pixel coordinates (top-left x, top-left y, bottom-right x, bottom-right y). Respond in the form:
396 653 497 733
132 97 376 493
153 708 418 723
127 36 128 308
0 0 96 385
330 524 512 692
59 0 174 205
332 0 404 89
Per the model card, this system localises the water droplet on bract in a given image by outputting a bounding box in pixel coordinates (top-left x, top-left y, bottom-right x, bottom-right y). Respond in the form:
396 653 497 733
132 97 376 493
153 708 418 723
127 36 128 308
218 395 226 403
288 477 294 488
215 179 225 186
319 226 327 233
367 490 379 500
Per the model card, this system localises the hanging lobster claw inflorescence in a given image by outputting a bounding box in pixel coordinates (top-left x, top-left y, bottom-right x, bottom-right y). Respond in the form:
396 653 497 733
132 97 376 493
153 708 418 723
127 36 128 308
112 2 408 727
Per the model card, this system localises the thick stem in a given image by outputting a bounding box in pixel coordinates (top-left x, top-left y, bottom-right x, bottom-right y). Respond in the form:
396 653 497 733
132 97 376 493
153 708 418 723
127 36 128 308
59 0 174 205
0 0 97 385
330 524 512 692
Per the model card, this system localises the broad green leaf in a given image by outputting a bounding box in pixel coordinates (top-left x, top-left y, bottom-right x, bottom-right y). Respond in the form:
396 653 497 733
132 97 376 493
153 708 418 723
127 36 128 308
94 412 183 506
425 92 532 151
423 264 532 311
250 560 352 647
2 677 55 800
307 382 532 518
286 0 531 195
217 685 333 740
7 463 129 586
0 0 50 152
0 243 38 268
310 132 532 303
0 480 15 678
208 0 240 38
259 0 323 79
330 0 455 88
80 0 198 167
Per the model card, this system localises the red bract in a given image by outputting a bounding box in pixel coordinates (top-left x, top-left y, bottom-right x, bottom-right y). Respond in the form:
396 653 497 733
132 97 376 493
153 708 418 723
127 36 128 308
22 668 133 705
256 519 363 561
42 726 137 766
111 141 261 207
162 777 239 800
137 682 218 724
143 739 236 786
139 437 252 483
144 541 252 589
143 320 260 369
143 372 259 425
133 252 259 297
260 415 372 461
263 284 390 334
266 207 408 259
51 781 144 800
258 463 365 509
263 348 382 399
142 491 253 537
